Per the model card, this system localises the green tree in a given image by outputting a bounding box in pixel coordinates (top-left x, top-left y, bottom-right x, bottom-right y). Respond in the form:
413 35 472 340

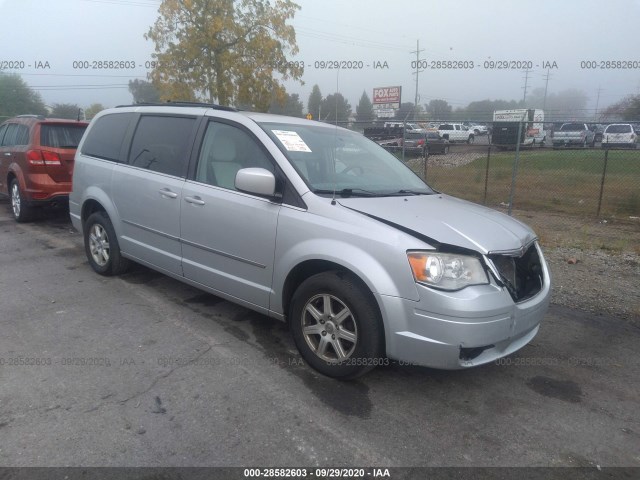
0 74 47 119
525 88 588 121
394 102 415 121
145 0 302 111
320 93 351 123
50 103 82 120
355 91 374 124
128 79 160 104
85 103 106 120
601 94 640 121
269 91 303 117
459 99 523 122
307 84 322 119
425 99 452 121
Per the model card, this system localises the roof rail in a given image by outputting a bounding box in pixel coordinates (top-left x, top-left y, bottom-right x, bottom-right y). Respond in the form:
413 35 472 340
116 101 238 112
16 114 46 119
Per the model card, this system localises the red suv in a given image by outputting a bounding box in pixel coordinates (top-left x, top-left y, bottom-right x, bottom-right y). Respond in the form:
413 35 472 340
0 115 88 222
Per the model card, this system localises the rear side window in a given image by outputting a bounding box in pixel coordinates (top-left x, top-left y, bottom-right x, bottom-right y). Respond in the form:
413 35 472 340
128 115 195 177
41 124 87 148
81 113 135 161
1 124 29 146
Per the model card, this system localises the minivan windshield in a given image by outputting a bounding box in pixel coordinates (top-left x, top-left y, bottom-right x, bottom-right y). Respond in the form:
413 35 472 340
260 122 433 196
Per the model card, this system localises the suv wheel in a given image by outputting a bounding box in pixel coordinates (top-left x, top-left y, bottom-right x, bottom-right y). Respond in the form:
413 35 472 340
290 271 384 379
84 211 130 276
467 135 475 144
10 179 34 223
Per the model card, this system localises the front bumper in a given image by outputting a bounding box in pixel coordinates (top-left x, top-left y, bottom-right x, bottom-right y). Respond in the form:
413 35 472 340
378 249 551 369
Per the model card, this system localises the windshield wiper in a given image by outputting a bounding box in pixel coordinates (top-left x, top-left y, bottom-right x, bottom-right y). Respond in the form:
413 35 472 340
394 189 433 196
313 188 380 197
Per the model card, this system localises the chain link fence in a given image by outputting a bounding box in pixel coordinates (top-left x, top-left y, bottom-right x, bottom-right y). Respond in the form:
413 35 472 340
341 120 640 220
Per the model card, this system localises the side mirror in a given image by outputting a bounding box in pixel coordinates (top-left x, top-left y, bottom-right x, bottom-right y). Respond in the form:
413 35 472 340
235 168 276 197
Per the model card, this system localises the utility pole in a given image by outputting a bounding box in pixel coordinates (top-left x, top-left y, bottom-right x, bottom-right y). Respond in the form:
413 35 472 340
410 39 425 121
594 86 603 121
522 68 532 103
542 68 552 111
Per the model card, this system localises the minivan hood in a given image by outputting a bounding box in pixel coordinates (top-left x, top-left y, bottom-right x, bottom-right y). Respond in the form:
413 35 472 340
338 194 536 254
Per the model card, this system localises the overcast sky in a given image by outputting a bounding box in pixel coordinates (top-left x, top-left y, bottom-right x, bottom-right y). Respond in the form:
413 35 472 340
1 0 639 114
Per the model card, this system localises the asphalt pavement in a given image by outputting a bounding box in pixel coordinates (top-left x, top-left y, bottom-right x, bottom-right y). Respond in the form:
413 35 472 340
0 200 638 467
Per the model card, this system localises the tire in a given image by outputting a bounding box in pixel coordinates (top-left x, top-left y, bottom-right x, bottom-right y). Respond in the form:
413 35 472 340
84 211 130 276
467 135 474 144
10 179 35 223
290 271 384 379
443 145 450 155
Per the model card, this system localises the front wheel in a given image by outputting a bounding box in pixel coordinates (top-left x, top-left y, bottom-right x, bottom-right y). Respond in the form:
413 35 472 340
84 211 130 276
290 271 384 379
467 135 474 144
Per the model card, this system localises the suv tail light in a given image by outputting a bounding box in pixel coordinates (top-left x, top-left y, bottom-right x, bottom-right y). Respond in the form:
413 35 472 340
27 149 61 166
418 139 425 146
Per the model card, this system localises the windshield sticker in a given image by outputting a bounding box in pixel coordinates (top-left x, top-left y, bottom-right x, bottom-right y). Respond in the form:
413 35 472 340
272 130 312 152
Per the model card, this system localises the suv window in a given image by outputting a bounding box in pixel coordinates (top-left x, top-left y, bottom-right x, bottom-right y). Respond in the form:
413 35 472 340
82 113 135 161
195 121 274 190
0 124 7 144
605 124 632 134
128 115 195 177
439 124 453 130
2 124 29 147
41 124 87 148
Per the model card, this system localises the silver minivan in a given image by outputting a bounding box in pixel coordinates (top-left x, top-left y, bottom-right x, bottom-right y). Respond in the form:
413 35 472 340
70 104 551 379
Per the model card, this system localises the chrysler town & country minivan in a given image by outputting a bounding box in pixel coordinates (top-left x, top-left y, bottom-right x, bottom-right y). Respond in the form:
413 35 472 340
70 103 551 378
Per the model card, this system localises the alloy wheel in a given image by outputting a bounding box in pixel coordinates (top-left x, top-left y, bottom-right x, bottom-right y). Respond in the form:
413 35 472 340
89 224 110 267
301 294 358 363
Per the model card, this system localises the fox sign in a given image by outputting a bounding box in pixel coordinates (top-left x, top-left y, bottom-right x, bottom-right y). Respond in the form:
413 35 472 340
373 86 401 106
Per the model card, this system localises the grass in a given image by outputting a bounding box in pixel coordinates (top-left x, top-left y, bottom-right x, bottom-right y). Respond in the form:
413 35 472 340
412 149 640 217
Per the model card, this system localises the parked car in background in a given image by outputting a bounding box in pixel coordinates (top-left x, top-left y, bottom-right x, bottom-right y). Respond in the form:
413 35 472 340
438 123 474 143
424 130 450 154
590 124 605 143
70 103 550 379
401 130 450 156
463 122 489 135
551 123 595 148
0 115 88 222
602 123 637 148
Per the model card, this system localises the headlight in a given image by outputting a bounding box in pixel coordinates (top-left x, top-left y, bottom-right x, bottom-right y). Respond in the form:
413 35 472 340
407 251 489 290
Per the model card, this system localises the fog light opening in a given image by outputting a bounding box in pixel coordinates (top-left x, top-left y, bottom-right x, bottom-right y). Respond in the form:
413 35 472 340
459 345 494 361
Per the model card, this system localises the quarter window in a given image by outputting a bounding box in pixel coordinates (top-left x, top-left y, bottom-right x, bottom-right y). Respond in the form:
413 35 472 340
81 113 135 162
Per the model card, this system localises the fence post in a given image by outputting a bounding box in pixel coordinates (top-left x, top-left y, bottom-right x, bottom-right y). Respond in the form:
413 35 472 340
597 148 609 217
507 119 524 216
401 120 406 162
423 148 429 182
483 145 491 205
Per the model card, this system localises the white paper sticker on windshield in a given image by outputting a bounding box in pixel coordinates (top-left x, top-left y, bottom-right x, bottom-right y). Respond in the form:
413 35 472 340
272 130 312 152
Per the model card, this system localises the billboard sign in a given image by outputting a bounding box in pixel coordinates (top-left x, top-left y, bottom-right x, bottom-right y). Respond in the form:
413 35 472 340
373 86 401 112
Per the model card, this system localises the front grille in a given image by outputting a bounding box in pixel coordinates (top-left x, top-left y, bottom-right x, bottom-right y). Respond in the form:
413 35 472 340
488 244 544 302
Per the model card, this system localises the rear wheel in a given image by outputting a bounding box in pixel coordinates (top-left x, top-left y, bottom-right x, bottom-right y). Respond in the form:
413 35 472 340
10 179 35 223
290 271 384 379
84 211 130 276
467 135 474 144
